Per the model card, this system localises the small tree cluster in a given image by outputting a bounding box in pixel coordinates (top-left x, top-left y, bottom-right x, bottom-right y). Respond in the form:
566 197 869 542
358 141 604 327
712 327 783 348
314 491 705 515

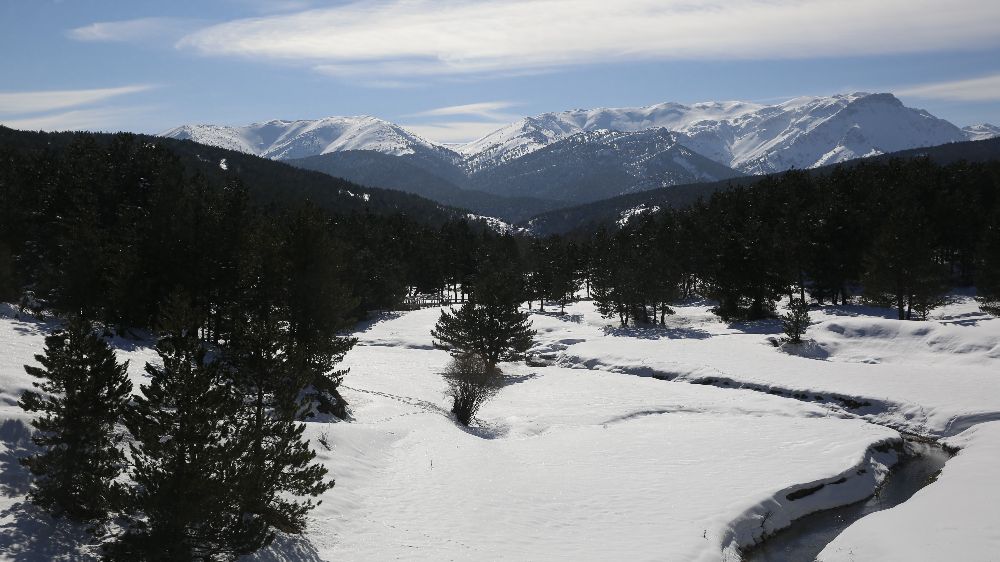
20 302 337 560
442 353 504 426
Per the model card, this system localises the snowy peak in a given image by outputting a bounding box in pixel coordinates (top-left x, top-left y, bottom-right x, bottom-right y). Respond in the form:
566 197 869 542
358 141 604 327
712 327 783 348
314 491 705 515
468 128 742 203
458 99 763 172
162 116 459 162
160 93 985 212
462 92 967 176
963 123 1000 141
724 92 966 174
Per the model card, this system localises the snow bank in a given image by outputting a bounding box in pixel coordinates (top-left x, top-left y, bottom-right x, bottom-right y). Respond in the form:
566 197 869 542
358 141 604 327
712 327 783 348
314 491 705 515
303 344 897 561
541 298 1000 436
818 421 1000 561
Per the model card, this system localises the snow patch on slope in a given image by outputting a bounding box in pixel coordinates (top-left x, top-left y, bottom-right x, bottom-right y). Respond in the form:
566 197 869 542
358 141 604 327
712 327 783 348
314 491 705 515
963 123 1000 141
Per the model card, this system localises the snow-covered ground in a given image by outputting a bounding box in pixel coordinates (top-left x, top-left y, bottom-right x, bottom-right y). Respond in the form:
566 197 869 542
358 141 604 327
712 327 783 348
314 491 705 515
1 295 998 560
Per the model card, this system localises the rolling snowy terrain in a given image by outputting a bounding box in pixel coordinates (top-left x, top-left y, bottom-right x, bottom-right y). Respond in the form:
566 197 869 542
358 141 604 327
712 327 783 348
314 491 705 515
161 93 995 208
2 295 999 560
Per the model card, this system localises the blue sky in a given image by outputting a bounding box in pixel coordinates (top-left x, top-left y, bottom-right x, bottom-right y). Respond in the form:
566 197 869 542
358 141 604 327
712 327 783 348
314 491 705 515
2 0 999 143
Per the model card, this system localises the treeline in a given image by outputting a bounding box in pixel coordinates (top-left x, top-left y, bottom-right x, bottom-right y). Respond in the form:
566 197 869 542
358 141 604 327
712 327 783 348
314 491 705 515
583 158 1000 324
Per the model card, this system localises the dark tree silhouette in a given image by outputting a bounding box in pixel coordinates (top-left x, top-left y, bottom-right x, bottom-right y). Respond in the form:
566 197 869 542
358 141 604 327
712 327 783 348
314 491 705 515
18 317 132 522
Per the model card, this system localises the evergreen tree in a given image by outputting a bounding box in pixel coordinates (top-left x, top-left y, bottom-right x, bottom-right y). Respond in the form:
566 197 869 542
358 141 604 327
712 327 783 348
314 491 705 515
224 310 336 552
18 317 132 522
863 208 949 320
976 211 1000 316
781 299 811 344
432 268 535 368
110 304 244 561
589 228 634 327
0 241 16 301
281 206 357 418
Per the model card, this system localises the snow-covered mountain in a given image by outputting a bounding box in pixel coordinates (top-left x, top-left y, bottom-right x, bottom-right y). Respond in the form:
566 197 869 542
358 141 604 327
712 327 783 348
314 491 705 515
162 115 460 163
461 93 969 175
963 123 1000 142
161 93 987 210
459 100 763 172
469 128 741 203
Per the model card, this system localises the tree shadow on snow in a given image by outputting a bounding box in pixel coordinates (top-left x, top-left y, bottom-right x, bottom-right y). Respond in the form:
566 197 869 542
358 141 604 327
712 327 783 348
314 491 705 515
244 533 324 562
0 502 98 561
777 340 831 361
725 317 783 335
504 373 539 386
529 310 583 323
602 324 711 340
819 303 902 320
0 419 37 498
936 310 994 327
348 311 406 335
459 417 509 440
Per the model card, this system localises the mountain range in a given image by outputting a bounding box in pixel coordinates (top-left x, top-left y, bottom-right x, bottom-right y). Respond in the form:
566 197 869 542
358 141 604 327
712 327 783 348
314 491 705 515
163 93 998 219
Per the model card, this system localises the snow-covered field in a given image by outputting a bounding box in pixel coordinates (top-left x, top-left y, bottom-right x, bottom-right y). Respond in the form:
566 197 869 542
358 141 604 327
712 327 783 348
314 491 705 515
1 295 999 560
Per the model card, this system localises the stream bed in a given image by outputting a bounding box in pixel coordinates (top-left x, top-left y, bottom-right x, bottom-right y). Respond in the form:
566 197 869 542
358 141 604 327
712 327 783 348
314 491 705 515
743 436 952 562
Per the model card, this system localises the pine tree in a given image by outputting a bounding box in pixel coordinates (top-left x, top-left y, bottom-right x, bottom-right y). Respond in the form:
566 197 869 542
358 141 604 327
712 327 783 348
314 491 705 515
109 307 244 561
781 299 811 344
0 241 16 301
281 206 357 418
863 208 948 320
18 316 132 522
976 211 1000 316
224 308 335 552
432 267 534 368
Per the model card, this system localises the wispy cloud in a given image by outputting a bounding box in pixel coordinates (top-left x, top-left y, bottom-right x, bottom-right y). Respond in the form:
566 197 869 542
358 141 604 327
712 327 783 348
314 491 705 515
69 17 198 43
0 106 155 132
896 72 1000 102
0 85 155 115
178 0 1000 79
410 101 520 120
228 0 316 14
398 120 510 144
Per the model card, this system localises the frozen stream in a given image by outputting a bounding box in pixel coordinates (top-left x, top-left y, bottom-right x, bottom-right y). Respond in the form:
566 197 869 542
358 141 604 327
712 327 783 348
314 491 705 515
743 437 952 562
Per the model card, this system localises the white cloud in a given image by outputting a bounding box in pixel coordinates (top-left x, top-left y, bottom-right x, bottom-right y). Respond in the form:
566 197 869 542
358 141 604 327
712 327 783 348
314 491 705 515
398 120 510 144
69 17 197 43
896 73 1000 102
228 0 316 14
178 0 1000 78
0 85 154 115
410 101 520 120
0 106 155 132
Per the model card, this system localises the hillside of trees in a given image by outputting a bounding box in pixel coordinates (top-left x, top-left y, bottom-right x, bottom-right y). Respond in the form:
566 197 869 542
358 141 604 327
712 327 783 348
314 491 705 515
525 137 1000 236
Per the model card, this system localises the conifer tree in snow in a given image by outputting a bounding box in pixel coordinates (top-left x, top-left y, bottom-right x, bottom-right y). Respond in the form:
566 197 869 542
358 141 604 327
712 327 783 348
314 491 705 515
18 316 132 522
224 308 336 552
108 304 244 561
976 211 1000 316
863 208 948 320
0 242 16 301
781 299 811 344
432 267 534 368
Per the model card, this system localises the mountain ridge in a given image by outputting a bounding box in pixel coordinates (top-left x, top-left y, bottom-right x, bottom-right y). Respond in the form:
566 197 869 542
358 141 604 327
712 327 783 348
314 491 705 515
161 93 998 214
